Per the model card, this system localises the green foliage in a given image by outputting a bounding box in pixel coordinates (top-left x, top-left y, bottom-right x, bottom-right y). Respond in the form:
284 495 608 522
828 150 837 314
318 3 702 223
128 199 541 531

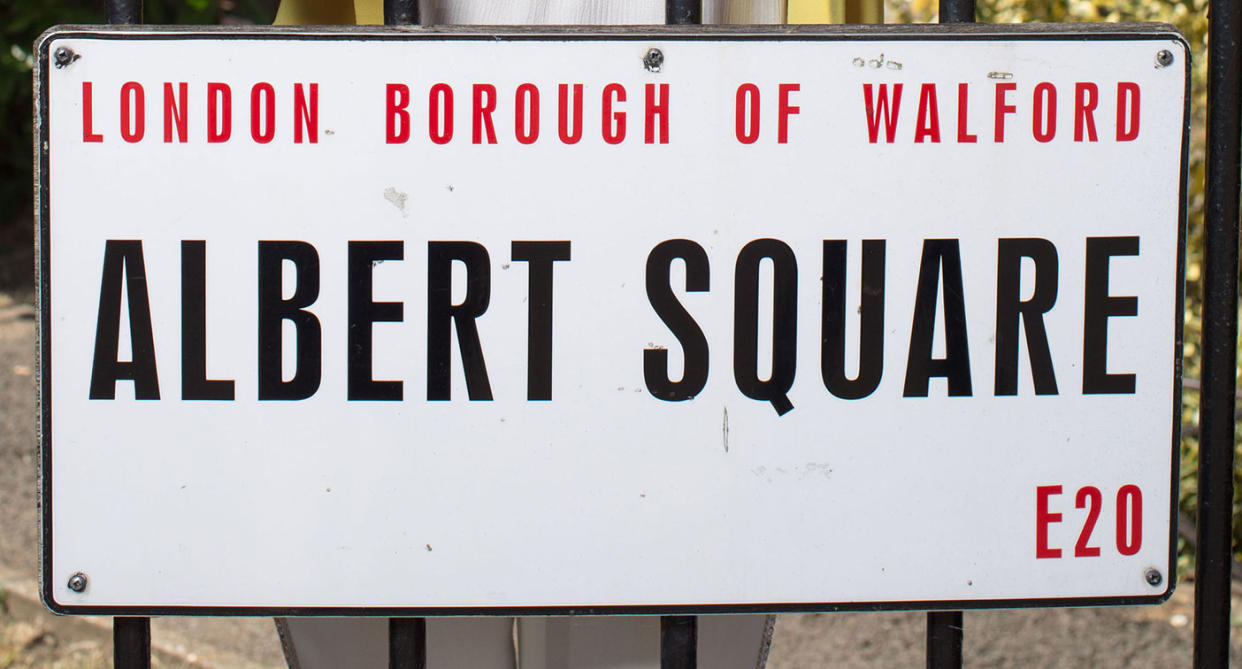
140 0 276 25
0 2 100 232
0 1 274 255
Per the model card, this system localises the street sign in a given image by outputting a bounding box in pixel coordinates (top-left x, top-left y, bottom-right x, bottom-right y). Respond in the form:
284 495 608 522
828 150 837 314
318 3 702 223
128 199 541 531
37 25 1188 615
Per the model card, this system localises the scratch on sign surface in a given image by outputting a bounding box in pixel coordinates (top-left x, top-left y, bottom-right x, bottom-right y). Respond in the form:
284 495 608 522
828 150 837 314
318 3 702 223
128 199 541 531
722 407 730 453
988 72 1014 80
383 187 408 217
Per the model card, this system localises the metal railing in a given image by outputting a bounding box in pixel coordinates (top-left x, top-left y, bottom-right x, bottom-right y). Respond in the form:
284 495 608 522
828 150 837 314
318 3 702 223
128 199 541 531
95 0 1242 667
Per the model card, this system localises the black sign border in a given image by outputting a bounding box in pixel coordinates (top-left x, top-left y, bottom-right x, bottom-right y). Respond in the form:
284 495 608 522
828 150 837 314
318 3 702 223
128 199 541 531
35 23 1190 617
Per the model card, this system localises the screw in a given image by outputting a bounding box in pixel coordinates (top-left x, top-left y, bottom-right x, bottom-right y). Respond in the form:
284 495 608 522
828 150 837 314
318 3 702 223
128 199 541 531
53 47 77 69
67 572 87 593
1145 568 1163 587
643 48 664 73
1156 50 1174 68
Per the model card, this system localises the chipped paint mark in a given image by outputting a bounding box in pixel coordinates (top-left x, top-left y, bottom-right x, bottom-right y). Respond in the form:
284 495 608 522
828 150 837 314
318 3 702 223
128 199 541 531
426 544 433 551
988 72 1014 80
446 185 455 192
383 187 408 217
501 263 511 270
324 129 336 135
803 462 833 478
852 53 901 72
722 407 730 453
751 464 833 480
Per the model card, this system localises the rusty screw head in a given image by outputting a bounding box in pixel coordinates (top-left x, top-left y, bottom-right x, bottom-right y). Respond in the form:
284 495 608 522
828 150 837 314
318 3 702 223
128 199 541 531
643 48 664 73
67 572 87 593
53 47 76 69
1145 568 1163 587
1156 50 1174 67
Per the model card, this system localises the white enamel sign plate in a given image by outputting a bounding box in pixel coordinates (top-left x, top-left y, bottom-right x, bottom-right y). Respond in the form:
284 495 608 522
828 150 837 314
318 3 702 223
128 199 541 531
37 25 1188 615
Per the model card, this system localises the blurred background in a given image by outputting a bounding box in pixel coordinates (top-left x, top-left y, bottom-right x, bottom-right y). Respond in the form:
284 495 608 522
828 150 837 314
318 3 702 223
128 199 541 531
0 0 279 288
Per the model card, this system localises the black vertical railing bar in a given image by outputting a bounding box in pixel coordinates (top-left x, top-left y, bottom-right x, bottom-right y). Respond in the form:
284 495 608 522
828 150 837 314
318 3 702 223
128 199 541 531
382 3 425 666
114 617 151 669
926 611 963 669
658 0 699 656
102 0 149 659
389 618 427 669
925 0 971 666
384 0 419 27
105 0 142 25
1194 0 1242 661
377 0 425 659
937 0 975 24
666 0 702 26
661 615 697 669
